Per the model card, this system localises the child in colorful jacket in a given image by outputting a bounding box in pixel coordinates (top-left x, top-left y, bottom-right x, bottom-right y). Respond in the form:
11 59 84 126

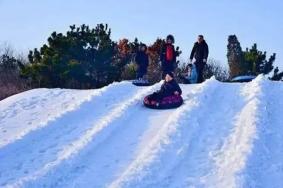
160 35 177 78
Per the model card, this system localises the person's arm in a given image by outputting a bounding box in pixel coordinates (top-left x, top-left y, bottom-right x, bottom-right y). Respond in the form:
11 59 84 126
160 46 166 63
177 84 182 95
190 43 197 61
203 43 209 62
173 46 177 69
173 81 182 95
173 46 177 63
145 54 149 67
135 53 140 65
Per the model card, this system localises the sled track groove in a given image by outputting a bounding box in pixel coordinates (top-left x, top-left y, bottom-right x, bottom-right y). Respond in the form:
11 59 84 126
158 82 243 188
3 82 161 188
1 77 283 188
241 80 283 188
206 76 267 188
0 82 122 149
108 78 220 188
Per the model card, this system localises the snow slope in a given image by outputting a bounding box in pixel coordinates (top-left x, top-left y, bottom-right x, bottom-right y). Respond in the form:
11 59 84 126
0 76 282 188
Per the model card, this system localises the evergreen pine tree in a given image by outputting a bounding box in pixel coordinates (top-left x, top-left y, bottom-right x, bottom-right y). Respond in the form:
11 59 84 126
22 24 119 88
243 44 276 75
227 35 277 78
227 35 244 78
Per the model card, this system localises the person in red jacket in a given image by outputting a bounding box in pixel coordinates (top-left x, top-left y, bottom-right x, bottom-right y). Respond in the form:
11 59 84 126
160 35 177 78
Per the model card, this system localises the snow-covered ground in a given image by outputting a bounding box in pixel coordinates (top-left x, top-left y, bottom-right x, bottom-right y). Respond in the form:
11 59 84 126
0 76 282 188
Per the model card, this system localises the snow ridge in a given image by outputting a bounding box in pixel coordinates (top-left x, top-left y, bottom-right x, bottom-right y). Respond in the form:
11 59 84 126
1 77 283 188
207 75 267 188
109 77 219 188
5 82 161 188
0 82 122 149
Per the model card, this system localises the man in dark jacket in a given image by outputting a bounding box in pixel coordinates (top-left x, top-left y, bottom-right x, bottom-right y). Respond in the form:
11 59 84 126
135 44 149 80
190 35 209 83
160 35 177 78
148 72 182 101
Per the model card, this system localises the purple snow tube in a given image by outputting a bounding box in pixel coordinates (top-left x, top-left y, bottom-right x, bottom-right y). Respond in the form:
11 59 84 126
143 95 183 109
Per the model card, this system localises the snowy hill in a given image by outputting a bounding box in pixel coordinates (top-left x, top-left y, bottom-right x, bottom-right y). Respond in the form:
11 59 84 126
0 76 282 188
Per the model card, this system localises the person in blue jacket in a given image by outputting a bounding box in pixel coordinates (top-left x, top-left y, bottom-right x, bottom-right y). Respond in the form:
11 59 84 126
179 63 198 84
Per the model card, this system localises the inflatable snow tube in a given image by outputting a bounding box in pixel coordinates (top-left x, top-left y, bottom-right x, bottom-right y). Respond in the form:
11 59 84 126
132 80 151 86
143 95 183 109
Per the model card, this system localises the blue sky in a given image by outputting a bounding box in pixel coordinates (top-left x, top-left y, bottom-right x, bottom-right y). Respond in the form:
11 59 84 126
0 0 282 68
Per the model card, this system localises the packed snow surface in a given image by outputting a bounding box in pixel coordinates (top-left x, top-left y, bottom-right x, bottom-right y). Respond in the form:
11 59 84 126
0 76 282 188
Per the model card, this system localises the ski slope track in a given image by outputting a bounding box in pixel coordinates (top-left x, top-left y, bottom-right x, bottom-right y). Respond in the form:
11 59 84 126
0 76 282 188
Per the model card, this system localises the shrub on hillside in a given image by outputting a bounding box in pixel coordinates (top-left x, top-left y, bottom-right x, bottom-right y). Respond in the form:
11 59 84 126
0 46 31 100
204 59 229 81
270 67 283 81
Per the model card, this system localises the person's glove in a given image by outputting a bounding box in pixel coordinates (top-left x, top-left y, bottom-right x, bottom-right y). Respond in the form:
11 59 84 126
174 91 180 95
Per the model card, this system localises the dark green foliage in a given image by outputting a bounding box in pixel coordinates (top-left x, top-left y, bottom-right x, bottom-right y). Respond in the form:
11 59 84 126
22 24 122 88
270 67 283 81
243 44 276 75
21 24 184 89
0 51 30 100
117 38 140 80
1 54 21 70
227 35 277 79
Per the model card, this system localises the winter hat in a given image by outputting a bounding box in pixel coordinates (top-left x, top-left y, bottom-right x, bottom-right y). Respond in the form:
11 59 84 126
140 43 147 50
166 72 175 78
166 35 175 43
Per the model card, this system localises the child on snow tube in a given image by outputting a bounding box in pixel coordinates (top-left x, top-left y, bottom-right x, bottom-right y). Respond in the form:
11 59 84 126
144 72 183 109
178 63 198 84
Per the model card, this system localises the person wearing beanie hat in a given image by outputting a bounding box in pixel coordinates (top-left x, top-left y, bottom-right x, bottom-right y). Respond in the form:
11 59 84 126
135 43 149 80
166 71 175 78
147 72 182 102
160 35 177 79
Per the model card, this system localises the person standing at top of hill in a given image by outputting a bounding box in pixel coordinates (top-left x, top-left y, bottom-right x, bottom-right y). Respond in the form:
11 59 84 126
190 35 209 83
160 35 177 78
135 43 149 80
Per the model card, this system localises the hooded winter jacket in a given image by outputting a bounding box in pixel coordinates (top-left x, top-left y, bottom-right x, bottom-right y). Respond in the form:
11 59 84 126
190 40 209 64
186 64 198 84
160 43 177 71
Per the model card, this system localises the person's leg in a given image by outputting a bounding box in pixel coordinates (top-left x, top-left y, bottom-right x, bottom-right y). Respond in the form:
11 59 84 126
155 92 164 102
197 67 203 83
137 67 144 79
179 74 189 84
162 63 173 79
195 62 204 83
198 64 205 83
140 67 146 79
148 92 161 101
